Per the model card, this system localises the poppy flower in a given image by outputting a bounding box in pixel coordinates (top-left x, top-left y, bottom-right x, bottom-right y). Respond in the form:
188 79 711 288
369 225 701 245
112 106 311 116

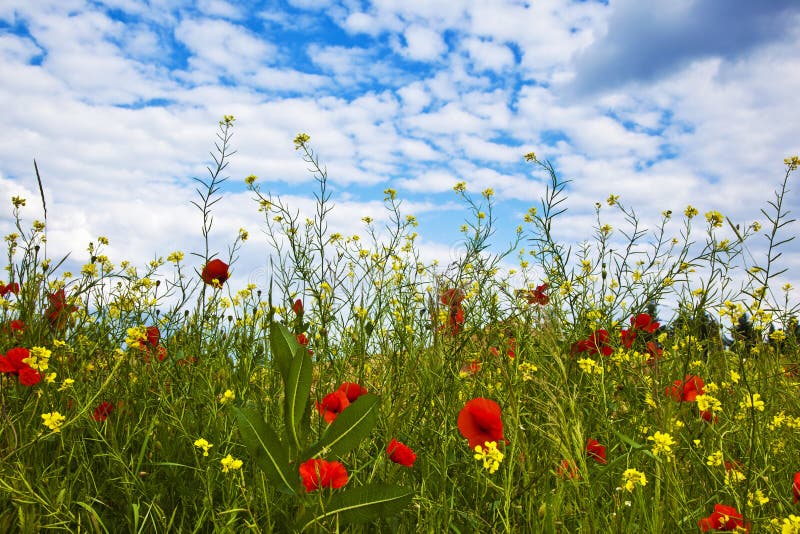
93 401 115 422
9 320 26 333
296 333 309 346
0 282 19 297
0 347 41 386
556 459 579 479
793 471 800 504
145 326 160 347
201 259 230 287
698 503 749 532
440 288 465 307
631 313 659 333
46 289 77 330
292 299 304 315
645 342 663 365
522 283 549 305
700 409 718 424
19 365 42 386
620 329 637 348
459 359 481 377
316 390 350 423
337 382 367 402
572 329 614 357
298 458 348 492
457 397 507 449
666 374 705 402
586 438 607 464
448 305 465 335
387 438 416 467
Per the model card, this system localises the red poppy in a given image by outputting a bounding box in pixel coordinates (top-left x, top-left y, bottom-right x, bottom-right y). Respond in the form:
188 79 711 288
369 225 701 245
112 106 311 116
316 390 350 423
145 326 160 347
440 288 465 307
524 283 549 305
698 504 749 532
449 305 465 335
665 374 705 402
631 313 659 333
201 259 230 287
337 382 367 402
460 359 481 376
292 299 304 314
387 438 416 467
620 329 636 348
572 329 614 357
457 397 507 449
793 471 800 504
645 341 663 365
0 282 19 297
298 458 348 492
18 365 42 386
586 438 607 465
0 347 29 374
9 320 26 333
46 289 77 330
700 409 718 424
556 459 579 479
93 401 115 422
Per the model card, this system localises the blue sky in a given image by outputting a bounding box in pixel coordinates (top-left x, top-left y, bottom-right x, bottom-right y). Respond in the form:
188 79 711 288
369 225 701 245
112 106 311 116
1 0 799 301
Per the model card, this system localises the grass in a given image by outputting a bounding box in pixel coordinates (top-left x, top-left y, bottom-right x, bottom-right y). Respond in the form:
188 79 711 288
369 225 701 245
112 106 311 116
1 118 799 533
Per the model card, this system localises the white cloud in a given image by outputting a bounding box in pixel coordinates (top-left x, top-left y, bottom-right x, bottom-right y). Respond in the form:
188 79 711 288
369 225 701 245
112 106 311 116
399 24 447 62
463 38 515 72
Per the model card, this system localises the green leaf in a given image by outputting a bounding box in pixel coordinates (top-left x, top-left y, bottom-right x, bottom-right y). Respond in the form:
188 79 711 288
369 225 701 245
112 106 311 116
269 322 297 383
297 484 412 530
316 394 379 458
233 407 296 494
285 346 312 450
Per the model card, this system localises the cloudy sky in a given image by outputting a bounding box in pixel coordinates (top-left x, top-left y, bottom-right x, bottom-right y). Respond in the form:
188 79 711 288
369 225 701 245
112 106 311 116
1 0 799 303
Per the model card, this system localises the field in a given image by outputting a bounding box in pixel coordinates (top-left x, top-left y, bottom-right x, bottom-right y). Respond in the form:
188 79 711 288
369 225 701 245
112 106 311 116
2 119 800 532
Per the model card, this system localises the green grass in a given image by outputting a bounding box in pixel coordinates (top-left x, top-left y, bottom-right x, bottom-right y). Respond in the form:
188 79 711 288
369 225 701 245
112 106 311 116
1 120 799 532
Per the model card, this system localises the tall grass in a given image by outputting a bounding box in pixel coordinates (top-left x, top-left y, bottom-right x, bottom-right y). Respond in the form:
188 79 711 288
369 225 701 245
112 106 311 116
1 119 799 532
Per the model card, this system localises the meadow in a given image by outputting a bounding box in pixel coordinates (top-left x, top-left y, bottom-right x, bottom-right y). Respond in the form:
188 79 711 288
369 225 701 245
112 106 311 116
1 116 800 533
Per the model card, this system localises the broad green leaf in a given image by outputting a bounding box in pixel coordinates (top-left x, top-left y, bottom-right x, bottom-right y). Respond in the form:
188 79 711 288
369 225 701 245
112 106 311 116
269 322 298 383
233 407 296 494
297 484 413 530
316 394 379 458
285 346 312 450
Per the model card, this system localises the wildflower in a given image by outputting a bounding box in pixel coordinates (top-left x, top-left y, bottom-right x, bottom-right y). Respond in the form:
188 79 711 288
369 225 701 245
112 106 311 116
648 431 675 459
194 438 213 456
459 359 481 377
779 515 800 534
572 329 614 357
705 210 724 228
665 374 705 402
793 471 800 503
586 438 607 464
167 251 184 263
621 468 647 492
316 390 350 423
0 282 19 297
578 358 603 375
292 299 304 315
293 133 310 148
707 451 723 467
747 489 769 507
739 393 765 411
524 151 536 162
220 454 243 473
696 394 723 414
46 289 77 330
201 259 230 288
387 438 416 467
607 194 619 206
93 401 114 422
0 347 42 386
41 411 66 432
474 441 504 474
457 397 507 449
698 504 748 532
556 459 579 479
298 458 348 492
685 205 699 218
518 362 537 381
245 174 257 185
220 389 236 405
520 283 549 305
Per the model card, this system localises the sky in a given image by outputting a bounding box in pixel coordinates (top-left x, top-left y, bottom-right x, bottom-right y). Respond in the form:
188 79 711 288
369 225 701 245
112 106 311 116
1 0 799 310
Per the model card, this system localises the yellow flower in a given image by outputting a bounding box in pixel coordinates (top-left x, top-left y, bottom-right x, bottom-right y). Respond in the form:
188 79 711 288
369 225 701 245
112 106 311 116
220 389 236 405
42 412 66 432
453 181 467 193
194 438 213 457
245 174 257 185
220 454 243 473
696 394 722 414
524 151 536 162
647 431 675 459
621 468 647 492
706 451 723 467
11 196 26 208
606 194 619 206
577 358 603 375
58 378 75 391
474 441 504 474
705 210 724 228
780 515 800 534
293 133 309 148
739 393 765 412
482 188 494 198
747 489 769 507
